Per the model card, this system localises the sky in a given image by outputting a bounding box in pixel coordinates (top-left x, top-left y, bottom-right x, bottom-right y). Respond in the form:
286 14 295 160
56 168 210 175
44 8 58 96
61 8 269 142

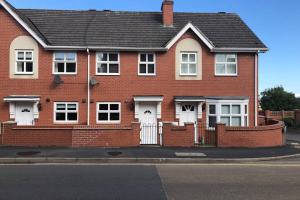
8 0 300 97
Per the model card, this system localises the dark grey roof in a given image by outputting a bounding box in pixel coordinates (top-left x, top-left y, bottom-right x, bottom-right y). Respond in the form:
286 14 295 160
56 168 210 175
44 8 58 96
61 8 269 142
5 2 267 49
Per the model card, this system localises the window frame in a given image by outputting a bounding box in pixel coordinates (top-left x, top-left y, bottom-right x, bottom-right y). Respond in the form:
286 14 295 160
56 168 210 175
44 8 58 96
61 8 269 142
96 52 120 76
215 54 238 76
53 102 79 124
96 102 121 124
138 53 156 76
15 50 34 75
206 100 249 128
52 52 77 75
180 52 198 76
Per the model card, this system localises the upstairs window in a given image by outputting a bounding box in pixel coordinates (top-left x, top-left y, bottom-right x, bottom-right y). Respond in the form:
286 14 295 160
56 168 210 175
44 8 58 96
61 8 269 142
215 54 237 76
138 53 156 75
180 52 197 75
96 53 120 75
15 50 33 74
53 52 77 74
54 102 78 123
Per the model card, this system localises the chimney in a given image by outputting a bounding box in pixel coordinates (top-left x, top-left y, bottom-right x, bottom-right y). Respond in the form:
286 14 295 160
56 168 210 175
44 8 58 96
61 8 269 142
161 0 174 27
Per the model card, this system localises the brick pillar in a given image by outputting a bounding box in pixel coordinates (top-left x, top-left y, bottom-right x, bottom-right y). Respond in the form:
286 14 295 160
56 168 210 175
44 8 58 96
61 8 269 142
295 110 300 126
215 123 226 147
1 122 17 145
265 110 271 119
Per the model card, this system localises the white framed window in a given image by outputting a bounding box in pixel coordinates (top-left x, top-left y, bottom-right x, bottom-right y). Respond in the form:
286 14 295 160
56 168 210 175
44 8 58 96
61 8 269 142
96 53 120 75
97 102 121 124
138 53 156 75
215 54 237 76
207 100 248 128
53 52 77 74
180 52 197 75
54 102 78 123
15 50 34 74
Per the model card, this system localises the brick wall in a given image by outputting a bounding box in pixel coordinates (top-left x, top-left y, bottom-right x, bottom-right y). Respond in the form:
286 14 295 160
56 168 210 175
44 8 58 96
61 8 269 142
216 120 285 148
162 122 195 147
71 123 140 147
295 110 300 126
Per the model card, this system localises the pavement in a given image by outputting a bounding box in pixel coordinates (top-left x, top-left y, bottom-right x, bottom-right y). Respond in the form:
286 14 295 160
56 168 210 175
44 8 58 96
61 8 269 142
0 145 300 164
287 128 300 143
0 163 300 200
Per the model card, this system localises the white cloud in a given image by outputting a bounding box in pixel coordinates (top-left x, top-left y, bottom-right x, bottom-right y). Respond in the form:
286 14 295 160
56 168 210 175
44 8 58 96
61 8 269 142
295 93 300 98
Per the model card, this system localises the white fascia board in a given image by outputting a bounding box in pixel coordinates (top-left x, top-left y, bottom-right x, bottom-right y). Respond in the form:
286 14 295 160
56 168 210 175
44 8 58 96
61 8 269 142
4 97 40 102
1 1 47 48
165 22 215 50
45 46 167 52
134 96 164 102
212 47 269 53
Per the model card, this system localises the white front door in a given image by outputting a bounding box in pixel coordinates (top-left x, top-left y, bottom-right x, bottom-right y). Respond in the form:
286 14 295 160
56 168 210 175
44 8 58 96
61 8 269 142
15 102 34 126
179 103 198 143
139 103 158 145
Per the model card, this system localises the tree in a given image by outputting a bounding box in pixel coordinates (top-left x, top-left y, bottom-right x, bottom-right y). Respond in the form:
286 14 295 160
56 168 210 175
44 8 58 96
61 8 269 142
260 86 299 111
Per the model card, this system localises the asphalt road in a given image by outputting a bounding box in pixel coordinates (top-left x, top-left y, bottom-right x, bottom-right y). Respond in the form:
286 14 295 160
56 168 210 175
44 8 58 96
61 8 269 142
0 163 300 200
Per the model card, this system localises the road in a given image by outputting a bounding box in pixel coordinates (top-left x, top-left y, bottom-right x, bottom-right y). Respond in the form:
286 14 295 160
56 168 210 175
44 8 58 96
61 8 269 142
0 163 300 200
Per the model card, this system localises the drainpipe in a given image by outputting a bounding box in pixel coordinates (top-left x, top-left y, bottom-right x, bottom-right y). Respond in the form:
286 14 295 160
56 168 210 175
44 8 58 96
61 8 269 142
87 48 90 126
255 52 259 126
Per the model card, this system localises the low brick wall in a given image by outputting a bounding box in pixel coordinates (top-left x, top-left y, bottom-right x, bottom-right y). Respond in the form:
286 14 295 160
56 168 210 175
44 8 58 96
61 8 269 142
2 122 73 147
216 120 285 148
295 110 300 126
162 122 195 147
1 122 140 148
71 123 140 147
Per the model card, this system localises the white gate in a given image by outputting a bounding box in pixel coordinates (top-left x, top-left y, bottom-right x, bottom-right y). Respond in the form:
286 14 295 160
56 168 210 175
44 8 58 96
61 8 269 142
140 123 158 145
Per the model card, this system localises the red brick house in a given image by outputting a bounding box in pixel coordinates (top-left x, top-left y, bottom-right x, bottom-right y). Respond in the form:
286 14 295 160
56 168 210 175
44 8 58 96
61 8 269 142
0 0 284 148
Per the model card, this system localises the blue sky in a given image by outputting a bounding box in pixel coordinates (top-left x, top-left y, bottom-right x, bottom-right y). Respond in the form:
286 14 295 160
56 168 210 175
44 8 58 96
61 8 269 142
8 0 300 96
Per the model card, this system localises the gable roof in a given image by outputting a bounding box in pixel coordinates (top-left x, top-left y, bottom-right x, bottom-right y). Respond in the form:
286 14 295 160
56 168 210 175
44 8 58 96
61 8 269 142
0 0 268 52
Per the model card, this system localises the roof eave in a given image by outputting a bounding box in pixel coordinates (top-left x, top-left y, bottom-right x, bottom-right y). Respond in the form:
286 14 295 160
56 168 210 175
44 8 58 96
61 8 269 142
212 47 269 53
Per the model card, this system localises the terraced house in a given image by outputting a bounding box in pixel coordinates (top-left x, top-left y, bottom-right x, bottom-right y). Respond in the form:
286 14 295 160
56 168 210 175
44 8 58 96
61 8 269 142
0 0 285 148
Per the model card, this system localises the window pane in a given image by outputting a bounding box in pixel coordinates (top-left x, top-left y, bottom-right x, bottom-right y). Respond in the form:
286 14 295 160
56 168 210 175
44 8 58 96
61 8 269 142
227 64 237 74
181 64 188 74
189 64 197 74
67 113 77 121
190 105 195 111
98 113 108 121
55 63 65 73
244 116 248 126
221 105 230 114
232 105 241 114
181 54 188 62
139 64 147 74
109 64 119 73
216 64 225 74
221 117 230 126
227 55 236 62
66 63 76 73
148 64 155 74
216 54 226 62
245 105 248 114
148 54 154 62
26 62 33 72
56 113 65 121
97 64 108 73
109 53 118 61
66 53 75 61
189 54 196 62
110 104 119 110
99 104 108 110
182 106 186 112
232 117 241 126
209 116 217 128
209 105 216 114
17 62 24 72
110 113 120 121
140 54 146 62
17 52 24 60
25 52 32 60
56 104 66 110
97 53 107 61
54 53 64 61
67 104 77 110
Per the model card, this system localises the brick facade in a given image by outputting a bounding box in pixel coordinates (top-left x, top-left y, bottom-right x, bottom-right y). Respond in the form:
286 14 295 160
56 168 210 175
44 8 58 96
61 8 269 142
162 122 195 147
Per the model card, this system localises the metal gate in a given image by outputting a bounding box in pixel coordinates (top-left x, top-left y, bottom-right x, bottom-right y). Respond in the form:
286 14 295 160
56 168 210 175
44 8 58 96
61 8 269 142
140 123 158 145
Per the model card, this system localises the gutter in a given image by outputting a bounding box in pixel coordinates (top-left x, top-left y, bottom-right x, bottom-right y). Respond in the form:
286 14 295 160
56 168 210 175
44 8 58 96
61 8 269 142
255 53 258 126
